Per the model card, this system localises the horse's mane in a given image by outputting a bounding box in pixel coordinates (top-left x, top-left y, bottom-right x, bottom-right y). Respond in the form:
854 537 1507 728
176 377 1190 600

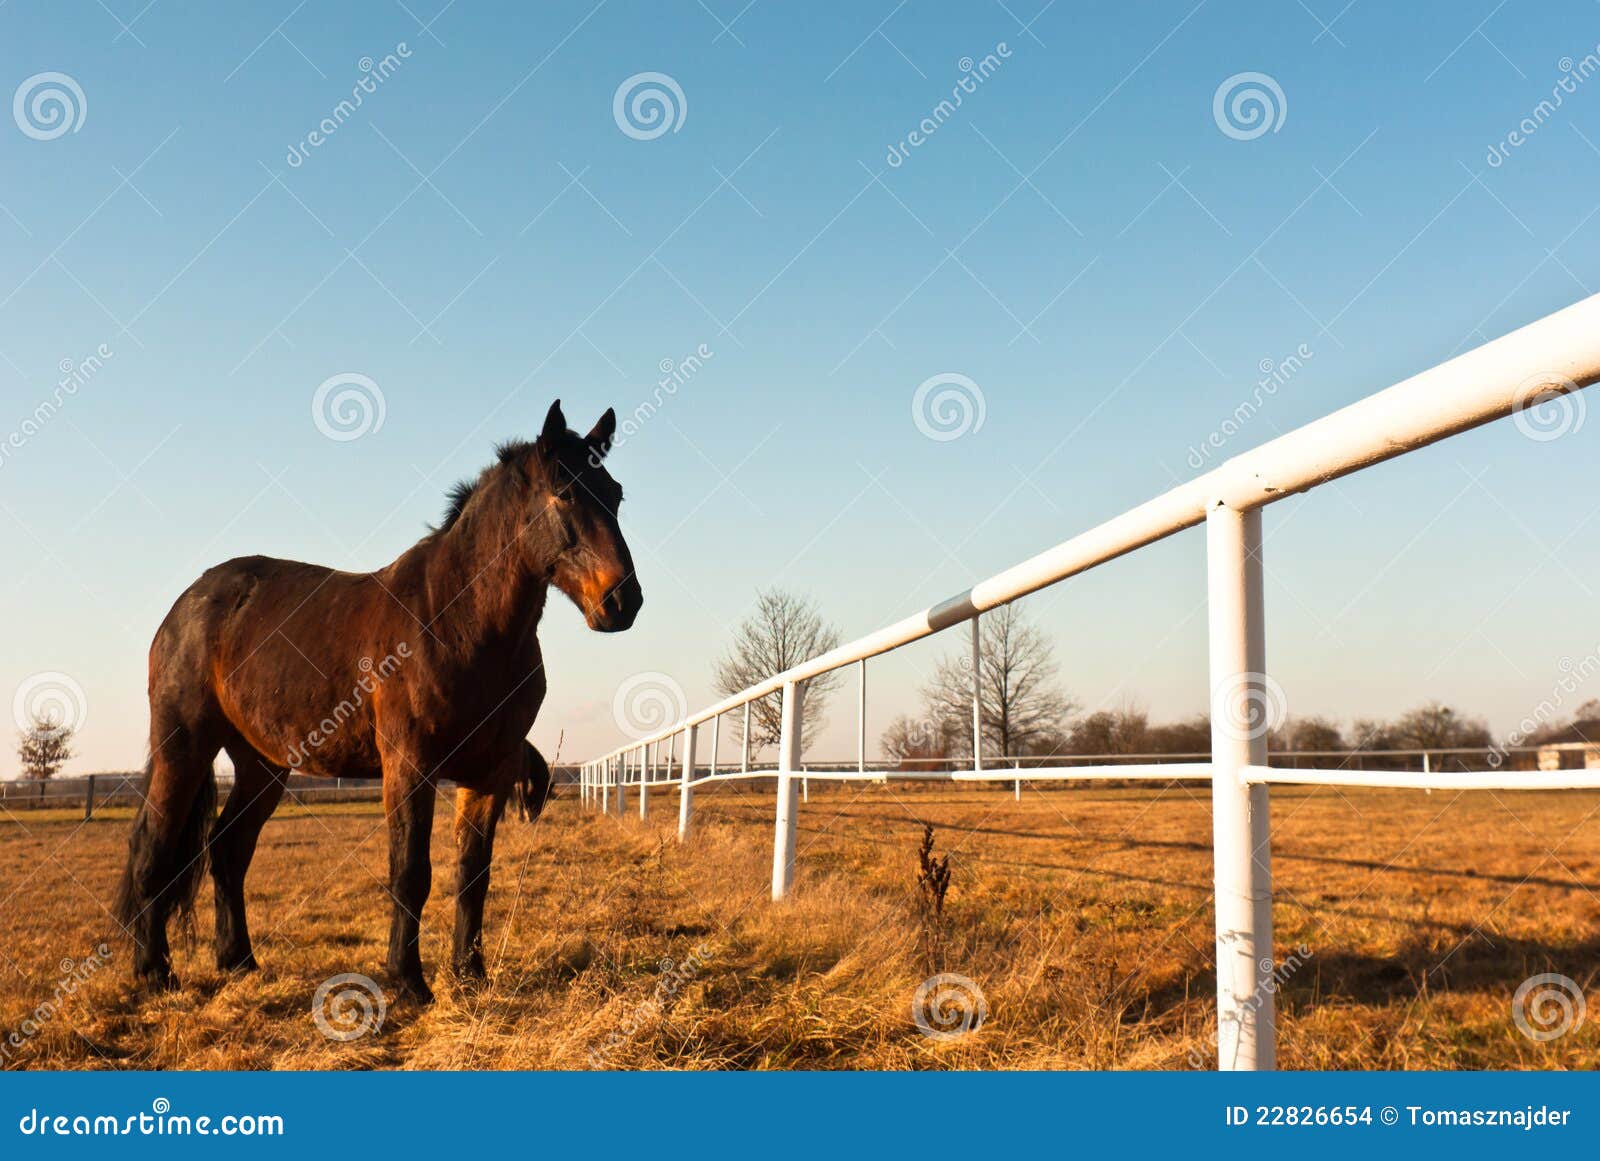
435 438 540 532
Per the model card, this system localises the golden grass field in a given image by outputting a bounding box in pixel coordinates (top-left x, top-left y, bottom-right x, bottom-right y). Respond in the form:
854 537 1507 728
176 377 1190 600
2 778 1599 1070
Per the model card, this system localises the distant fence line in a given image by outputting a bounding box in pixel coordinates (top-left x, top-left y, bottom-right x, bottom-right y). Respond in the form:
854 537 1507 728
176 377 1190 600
0 749 1554 819
0 766 584 817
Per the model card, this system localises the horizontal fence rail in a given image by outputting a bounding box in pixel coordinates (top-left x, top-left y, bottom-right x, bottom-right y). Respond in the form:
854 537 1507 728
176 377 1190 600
579 293 1600 1072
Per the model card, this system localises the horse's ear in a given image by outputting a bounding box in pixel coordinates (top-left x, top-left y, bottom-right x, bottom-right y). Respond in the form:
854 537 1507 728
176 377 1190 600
586 408 617 460
539 399 566 446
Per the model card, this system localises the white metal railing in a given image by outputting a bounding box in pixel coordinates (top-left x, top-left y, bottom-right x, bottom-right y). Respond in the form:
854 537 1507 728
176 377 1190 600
579 293 1600 1071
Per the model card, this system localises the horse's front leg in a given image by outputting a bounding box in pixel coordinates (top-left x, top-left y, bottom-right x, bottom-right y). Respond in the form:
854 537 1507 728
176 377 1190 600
382 759 437 1003
452 781 508 982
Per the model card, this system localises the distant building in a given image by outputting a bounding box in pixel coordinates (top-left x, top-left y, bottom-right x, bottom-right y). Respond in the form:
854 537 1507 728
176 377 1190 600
1535 720 1600 770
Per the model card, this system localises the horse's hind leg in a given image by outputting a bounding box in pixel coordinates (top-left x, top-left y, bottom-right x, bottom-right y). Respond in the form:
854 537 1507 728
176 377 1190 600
452 782 509 982
211 744 288 973
115 728 220 989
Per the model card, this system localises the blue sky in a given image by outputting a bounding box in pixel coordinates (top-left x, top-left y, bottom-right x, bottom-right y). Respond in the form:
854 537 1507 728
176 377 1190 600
3 0 1600 776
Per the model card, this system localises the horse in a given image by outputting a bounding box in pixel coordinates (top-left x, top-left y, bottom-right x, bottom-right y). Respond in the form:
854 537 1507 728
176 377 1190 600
115 401 641 1002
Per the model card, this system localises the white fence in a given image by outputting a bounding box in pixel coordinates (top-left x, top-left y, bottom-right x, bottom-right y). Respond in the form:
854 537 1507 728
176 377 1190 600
579 293 1600 1071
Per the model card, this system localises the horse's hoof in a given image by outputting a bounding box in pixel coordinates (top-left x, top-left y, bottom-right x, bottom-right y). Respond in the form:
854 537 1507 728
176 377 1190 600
216 952 258 975
451 953 487 983
392 974 434 1005
137 967 180 993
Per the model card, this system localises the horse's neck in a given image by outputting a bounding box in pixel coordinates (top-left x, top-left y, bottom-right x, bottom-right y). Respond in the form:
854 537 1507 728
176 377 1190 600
414 510 552 660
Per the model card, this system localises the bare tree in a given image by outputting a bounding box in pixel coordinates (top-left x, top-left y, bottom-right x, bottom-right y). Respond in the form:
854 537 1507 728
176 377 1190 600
1390 701 1490 750
1068 706 1150 755
714 589 841 754
919 603 1076 760
18 711 73 781
880 714 961 770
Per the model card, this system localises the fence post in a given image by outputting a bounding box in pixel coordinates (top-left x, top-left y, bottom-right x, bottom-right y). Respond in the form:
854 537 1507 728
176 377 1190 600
678 724 697 842
711 713 720 778
971 615 983 774
615 751 628 819
858 658 867 775
639 741 650 819
1206 502 1275 1072
84 775 95 821
771 680 804 900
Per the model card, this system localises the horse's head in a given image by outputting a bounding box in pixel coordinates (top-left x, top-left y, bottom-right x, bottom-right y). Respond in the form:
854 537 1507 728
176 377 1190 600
532 400 643 633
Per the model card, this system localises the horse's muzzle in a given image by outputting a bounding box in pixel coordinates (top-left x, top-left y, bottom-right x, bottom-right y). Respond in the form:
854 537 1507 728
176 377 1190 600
587 579 642 633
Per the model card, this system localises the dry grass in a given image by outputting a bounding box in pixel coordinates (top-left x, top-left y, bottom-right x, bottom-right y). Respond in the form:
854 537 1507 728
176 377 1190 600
3 778 1600 1070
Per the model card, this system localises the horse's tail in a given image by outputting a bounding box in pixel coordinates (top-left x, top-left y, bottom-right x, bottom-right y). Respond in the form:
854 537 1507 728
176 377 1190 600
517 741 553 822
114 757 217 939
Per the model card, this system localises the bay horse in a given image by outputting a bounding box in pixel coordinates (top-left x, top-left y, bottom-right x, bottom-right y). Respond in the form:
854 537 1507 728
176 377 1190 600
115 401 641 1001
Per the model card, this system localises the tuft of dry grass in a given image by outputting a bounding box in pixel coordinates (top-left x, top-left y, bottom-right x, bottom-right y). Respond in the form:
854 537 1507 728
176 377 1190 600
2 781 1599 1069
